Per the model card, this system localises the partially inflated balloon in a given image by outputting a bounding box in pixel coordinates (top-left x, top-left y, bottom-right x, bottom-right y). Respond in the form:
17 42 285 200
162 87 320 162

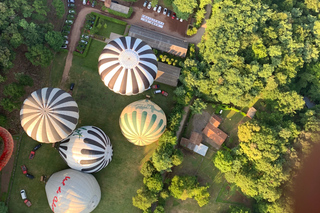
45 169 101 213
119 99 166 146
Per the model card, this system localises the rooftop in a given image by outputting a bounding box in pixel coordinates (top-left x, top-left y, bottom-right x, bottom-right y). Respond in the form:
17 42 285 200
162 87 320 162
202 123 228 148
155 62 181 87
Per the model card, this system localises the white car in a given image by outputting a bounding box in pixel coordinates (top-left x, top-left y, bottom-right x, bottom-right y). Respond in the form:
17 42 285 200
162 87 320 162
154 90 161 94
83 0 86 5
153 5 158 11
143 0 148 7
163 8 167 15
157 6 162 13
69 10 75 14
20 190 27 200
180 18 183 22
82 34 89 40
147 2 152 9
81 40 88 44
65 20 73 24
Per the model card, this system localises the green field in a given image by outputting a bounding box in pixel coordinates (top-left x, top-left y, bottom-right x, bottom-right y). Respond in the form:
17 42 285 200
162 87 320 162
96 19 127 38
8 40 176 213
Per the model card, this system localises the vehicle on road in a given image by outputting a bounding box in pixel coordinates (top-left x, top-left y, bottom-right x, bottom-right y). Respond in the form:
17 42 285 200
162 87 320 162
167 10 171 17
147 2 152 9
157 6 162 13
143 0 148 7
153 5 158 11
163 8 167 15
20 190 27 200
172 12 176 19
154 90 161 94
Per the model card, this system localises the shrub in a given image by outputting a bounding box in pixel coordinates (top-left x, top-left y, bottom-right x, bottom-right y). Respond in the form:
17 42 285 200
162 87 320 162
52 0 65 19
73 37 93 58
154 206 165 213
160 190 170 199
132 188 158 211
15 73 34 87
171 149 183 166
187 27 198 36
159 55 163 59
140 161 156 177
143 173 163 192
0 98 19 112
0 114 8 127
190 99 207 115
105 7 133 18
3 83 25 99
0 75 6 83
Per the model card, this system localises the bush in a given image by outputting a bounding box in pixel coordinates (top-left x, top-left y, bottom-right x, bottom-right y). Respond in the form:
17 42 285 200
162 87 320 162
73 37 93 58
0 75 6 83
52 0 65 19
0 114 8 127
171 149 184 166
132 188 158 211
3 83 25 99
140 161 156 177
154 206 165 213
0 98 19 112
105 7 133 18
92 12 127 25
15 73 34 87
160 190 170 200
143 173 163 192
187 27 198 36
190 99 207 115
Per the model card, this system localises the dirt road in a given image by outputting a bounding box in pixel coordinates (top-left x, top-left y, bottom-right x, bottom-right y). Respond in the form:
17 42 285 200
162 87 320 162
60 7 100 86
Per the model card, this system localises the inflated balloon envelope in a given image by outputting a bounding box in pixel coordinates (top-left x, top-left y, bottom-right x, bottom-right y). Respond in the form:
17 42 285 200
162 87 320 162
119 99 167 146
45 169 101 213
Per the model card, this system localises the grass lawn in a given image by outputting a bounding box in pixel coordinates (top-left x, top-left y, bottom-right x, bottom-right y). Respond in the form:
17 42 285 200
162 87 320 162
50 51 68 87
8 39 176 213
96 19 126 38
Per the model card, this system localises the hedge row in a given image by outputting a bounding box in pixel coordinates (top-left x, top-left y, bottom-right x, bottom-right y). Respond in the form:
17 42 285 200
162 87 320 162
105 7 133 19
91 12 127 25
73 37 93 58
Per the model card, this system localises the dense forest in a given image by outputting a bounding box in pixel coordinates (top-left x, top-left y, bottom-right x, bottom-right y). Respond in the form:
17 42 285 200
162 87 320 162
174 0 320 212
0 0 65 129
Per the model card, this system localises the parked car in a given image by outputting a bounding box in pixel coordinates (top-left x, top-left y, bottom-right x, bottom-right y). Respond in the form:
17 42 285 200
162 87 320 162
81 40 88 44
154 90 161 94
152 84 159 89
111 0 119 3
83 0 86 5
68 0 75 3
65 20 73 24
161 91 168 97
21 165 27 174
157 6 162 13
68 9 75 14
82 34 89 40
24 199 32 207
68 3 75 7
70 83 75 90
167 10 171 17
153 5 158 11
176 16 179 20
92 1 95 7
29 151 35 159
33 144 42 151
20 190 27 200
26 173 34 179
143 0 148 7
67 14 74 19
163 8 167 15
180 18 183 22
172 12 176 19
87 1 91 6
65 40 69 45
147 2 152 9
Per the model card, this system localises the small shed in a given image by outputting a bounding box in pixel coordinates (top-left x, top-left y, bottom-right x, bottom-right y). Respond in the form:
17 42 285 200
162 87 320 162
303 97 316 109
246 107 257 119
209 114 223 127
189 132 202 146
193 144 208 157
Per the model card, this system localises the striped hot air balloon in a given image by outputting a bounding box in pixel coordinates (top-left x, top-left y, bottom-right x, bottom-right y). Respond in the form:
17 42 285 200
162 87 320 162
58 126 113 173
20 88 79 143
45 169 101 213
98 36 158 95
119 99 166 146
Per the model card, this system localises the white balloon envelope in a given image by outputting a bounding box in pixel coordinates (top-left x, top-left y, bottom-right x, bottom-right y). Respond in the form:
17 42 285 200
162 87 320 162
45 169 101 213
58 126 113 173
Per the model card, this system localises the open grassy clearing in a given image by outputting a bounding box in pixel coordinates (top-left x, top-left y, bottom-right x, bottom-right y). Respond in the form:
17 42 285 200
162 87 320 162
96 19 126 38
8 39 176 212
50 51 68 87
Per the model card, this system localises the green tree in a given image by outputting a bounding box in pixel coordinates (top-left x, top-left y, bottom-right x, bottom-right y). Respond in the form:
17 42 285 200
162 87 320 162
151 0 158 7
3 83 25 99
154 206 165 213
190 99 207 114
143 173 163 192
52 0 65 19
172 0 197 20
25 44 53 67
140 161 156 178
132 188 157 211
199 0 211 8
45 31 64 51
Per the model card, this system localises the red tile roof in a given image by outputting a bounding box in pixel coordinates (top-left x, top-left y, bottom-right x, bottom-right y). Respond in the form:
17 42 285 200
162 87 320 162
202 123 228 147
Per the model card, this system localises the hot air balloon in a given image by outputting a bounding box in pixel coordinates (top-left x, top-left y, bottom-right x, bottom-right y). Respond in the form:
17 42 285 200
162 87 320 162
119 99 166 146
58 126 113 173
98 36 158 95
0 127 14 171
20 88 79 143
45 169 101 213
